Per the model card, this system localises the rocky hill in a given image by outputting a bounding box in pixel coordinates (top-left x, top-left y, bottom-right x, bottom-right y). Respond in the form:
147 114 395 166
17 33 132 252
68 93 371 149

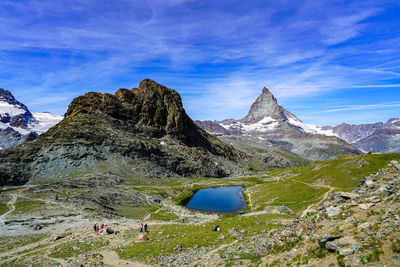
0 79 246 186
196 87 360 161
0 89 62 149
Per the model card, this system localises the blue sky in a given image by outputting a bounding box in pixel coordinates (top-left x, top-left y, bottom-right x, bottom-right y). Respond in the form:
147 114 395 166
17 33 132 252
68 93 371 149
0 0 399 125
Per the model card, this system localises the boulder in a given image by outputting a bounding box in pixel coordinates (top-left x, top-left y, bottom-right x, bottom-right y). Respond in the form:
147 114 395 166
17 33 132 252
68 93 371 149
326 236 356 252
390 160 400 171
339 248 354 256
326 206 341 217
318 234 341 248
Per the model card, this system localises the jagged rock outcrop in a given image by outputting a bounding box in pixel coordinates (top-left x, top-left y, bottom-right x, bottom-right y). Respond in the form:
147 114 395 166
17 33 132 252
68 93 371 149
0 79 246 186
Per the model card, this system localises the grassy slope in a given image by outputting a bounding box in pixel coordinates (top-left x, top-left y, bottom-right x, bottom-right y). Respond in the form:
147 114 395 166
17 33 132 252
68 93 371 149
250 153 400 213
117 214 288 264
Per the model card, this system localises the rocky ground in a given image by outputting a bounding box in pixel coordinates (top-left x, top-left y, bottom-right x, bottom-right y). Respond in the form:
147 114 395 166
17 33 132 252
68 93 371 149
0 157 399 266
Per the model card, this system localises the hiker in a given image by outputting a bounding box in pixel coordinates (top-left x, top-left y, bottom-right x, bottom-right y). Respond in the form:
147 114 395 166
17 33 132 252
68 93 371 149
216 225 221 231
212 225 221 231
140 223 143 233
106 227 114 234
93 224 97 232
144 223 148 232
95 225 99 234
101 223 104 229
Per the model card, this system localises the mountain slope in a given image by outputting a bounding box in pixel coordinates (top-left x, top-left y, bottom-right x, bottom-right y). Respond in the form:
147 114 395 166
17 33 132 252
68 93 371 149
320 122 384 143
0 79 246 186
197 87 360 161
0 89 62 149
354 118 400 153
320 118 400 153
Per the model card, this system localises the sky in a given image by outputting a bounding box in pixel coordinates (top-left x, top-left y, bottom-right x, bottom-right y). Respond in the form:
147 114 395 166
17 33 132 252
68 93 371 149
0 0 399 126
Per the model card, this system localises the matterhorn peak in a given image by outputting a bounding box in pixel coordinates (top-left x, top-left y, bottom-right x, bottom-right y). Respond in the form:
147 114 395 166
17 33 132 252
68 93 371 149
261 86 272 96
241 86 285 123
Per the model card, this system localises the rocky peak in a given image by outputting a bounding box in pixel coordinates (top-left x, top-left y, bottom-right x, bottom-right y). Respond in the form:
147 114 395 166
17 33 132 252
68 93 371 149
241 86 287 123
0 88 17 104
0 88 35 128
65 79 233 150
385 118 400 129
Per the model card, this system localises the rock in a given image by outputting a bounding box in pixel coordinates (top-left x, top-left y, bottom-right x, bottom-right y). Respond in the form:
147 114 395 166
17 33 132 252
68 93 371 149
318 234 341 248
358 222 372 229
55 235 65 240
33 223 43 230
326 241 341 251
174 245 183 251
340 192 358 200
283 248 297 261
326 236 356 252
351 243 363 251
365 180 375 187
339 248 354 256
359 203 373 210
390 160 400 171
326 206 341 217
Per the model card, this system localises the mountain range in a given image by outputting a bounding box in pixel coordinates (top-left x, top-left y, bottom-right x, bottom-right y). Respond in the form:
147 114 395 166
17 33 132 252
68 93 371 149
0 81 399 187
195 87 400 156
196 87 360 162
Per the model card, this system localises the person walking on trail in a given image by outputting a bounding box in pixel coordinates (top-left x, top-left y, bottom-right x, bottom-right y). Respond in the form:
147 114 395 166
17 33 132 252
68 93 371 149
144 223 148 232
93 224 97 232
140 223 143 233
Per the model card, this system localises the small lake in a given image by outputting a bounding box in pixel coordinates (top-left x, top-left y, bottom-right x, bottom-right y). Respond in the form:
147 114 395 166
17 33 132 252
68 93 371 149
186 186 246 213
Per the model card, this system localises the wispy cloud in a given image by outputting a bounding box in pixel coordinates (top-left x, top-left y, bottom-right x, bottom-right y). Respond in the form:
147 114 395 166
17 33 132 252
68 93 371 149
319 102 400 113
0 0 398 124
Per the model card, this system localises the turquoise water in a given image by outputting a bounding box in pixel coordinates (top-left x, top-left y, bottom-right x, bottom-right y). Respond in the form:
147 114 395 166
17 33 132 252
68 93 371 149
186 186 246 213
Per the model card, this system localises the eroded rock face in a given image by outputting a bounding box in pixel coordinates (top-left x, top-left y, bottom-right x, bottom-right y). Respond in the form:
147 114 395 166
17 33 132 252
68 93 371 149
0 79 246 186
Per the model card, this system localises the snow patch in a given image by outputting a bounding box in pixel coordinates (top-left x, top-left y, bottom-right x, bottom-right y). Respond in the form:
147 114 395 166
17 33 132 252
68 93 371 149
221 116 279 132
0 101 26 117
29 112 63 134
287 117 337 137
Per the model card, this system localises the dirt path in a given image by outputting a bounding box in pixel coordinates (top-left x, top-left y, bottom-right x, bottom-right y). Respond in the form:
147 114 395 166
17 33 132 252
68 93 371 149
292 180 336 218
0 186 33 223
244 188 253 210
101 250 151 267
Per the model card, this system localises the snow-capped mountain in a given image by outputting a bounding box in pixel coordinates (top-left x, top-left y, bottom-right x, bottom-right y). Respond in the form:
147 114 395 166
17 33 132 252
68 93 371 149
195 86 399 156
352 118 400 153
196 87 360 161
304 118 400 153
0 88 63 149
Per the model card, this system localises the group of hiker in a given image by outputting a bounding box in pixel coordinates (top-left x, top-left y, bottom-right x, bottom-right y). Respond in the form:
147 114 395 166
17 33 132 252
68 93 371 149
139 222 148 233
93 223 114 235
